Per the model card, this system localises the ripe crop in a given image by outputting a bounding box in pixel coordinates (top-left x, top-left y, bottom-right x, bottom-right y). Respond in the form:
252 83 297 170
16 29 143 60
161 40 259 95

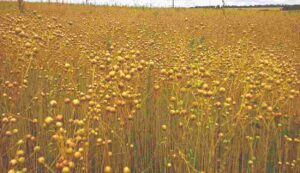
0 2 299 173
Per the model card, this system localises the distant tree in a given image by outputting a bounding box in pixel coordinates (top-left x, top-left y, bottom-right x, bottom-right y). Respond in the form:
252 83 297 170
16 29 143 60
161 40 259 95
172 0 174 8
222 0 226 7
18 0 24 14
221 0 226 16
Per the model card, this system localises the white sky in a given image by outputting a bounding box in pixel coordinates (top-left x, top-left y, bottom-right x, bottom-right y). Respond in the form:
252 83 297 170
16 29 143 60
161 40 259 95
31 0 300 7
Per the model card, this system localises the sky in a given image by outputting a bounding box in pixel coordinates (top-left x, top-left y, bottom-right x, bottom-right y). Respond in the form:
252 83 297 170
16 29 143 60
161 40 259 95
30 0 300 7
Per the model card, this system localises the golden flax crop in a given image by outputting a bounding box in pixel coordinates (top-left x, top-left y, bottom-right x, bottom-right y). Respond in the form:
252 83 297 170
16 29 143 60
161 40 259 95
0 2 300 173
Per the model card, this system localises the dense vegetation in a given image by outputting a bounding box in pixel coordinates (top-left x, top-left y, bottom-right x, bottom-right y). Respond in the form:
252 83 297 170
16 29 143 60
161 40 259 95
0 2 300 173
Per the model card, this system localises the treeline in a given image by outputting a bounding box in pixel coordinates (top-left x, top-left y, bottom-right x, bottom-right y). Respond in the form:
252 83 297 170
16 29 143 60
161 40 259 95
282 5 300 10
193 4 300 10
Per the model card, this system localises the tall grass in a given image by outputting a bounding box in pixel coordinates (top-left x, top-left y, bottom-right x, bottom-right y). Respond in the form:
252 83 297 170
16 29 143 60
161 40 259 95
0 2 299 173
